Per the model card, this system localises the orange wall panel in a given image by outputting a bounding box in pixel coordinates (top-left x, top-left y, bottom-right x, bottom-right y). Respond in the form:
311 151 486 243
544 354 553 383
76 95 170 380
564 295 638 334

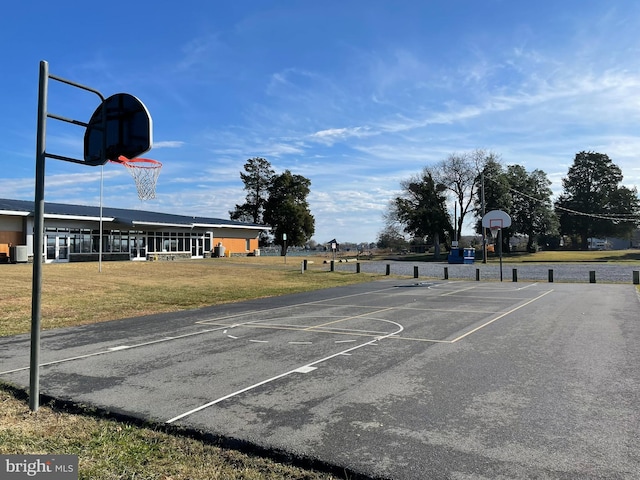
214 237 258 254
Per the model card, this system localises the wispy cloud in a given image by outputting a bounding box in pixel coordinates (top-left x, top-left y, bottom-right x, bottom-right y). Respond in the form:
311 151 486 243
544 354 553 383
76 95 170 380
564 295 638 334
4 2 640 243
153 141 185 149
310 126 374 145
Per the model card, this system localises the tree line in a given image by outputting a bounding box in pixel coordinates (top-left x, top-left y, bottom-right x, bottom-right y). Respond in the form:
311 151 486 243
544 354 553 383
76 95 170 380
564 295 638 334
229 157 314 255
382 150 640 254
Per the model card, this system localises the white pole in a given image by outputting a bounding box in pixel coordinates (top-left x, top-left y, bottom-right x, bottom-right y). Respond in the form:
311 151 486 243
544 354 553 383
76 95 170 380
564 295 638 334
99 164 103 272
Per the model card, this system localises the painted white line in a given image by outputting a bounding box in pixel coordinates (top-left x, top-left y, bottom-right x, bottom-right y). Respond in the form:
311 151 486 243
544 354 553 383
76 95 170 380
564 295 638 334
334 339 357 344
249 339 268 343
440 286 477 297
195 286 402 326
165 319 404 424
0 325 234 375
427 281 462 289
289 341 313 345
107 346 131 351
389 336 452 344
450 289 554 343
227 335 238 339
294 366 317 373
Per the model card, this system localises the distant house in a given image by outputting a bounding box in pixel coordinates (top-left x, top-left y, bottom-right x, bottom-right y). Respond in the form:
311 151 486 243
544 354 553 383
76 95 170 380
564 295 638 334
0 198 268 263
588 238 609 250
326 239 340 251
587 236 633 250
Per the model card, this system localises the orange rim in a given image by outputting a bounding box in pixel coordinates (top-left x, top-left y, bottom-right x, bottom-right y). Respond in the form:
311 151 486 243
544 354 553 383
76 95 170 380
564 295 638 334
113 155 162 168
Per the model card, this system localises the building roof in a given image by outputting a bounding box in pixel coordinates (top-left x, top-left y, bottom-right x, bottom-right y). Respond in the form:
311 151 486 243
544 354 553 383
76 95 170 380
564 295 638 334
0 198 268 231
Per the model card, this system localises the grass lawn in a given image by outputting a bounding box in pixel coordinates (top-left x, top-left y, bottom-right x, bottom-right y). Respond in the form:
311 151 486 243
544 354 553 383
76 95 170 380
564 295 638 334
386 248 640 264
0 386 341 480
0 256 383 337
1 257 383 479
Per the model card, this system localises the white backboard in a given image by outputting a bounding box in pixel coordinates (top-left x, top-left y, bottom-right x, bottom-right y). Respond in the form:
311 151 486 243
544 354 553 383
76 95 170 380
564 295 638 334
482 210 512 229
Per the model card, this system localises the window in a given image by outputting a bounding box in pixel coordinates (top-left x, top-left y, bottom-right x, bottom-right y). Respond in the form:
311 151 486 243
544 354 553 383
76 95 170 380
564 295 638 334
81 233 91 253
70 236 79 254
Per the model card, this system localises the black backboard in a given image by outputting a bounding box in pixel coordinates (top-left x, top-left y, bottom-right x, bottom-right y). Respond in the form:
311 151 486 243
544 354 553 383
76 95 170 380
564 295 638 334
83 93 152 166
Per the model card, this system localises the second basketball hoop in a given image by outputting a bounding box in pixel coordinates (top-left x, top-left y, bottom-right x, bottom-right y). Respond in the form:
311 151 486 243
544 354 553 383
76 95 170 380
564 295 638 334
482 209 512 232
112 155 162 200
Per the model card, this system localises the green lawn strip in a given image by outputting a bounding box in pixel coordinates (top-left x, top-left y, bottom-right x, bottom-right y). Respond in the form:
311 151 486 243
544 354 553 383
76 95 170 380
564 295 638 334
386 249 640 263
0 261 383 337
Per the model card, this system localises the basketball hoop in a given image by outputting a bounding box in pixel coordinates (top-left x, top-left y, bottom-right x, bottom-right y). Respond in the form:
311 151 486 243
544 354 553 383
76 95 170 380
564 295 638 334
112 155 162 200
488 218 503 237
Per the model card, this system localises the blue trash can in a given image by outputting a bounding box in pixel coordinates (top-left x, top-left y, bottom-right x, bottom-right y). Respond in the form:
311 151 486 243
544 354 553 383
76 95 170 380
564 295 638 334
463 248 475 264
448 247 464 264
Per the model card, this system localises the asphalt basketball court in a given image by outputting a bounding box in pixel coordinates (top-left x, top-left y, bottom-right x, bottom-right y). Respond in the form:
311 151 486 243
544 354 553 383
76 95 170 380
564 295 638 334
1 278 638 479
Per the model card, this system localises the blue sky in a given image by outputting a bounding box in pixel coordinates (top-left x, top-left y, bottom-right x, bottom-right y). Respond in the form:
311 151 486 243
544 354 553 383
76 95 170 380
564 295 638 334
2 1 640 243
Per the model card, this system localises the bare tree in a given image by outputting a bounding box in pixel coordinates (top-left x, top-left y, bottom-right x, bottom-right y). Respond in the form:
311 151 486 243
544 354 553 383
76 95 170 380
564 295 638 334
429 149 498 241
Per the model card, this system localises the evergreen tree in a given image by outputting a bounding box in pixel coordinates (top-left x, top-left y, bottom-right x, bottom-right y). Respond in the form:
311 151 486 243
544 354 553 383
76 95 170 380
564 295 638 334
229 157 275 246
264 170 315 255
390 169 452 258
229 157 275 224
555 151 640 249
506 165 557 252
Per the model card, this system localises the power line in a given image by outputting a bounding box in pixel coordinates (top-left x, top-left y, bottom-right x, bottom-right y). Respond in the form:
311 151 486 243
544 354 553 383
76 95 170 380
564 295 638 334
484 174 640 224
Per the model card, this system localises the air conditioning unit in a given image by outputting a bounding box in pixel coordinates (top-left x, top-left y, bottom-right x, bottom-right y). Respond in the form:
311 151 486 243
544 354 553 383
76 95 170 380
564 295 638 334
10 245 28 263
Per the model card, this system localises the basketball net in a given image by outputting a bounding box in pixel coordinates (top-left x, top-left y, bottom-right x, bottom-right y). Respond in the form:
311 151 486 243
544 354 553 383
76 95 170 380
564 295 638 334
113 155 162 200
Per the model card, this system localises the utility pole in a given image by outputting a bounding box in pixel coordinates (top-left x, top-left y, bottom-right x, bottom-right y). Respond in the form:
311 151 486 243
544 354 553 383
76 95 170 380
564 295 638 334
481 171 487 264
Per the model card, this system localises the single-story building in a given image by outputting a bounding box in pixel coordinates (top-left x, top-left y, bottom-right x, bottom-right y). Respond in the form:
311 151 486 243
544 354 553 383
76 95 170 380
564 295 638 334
0 198 269 263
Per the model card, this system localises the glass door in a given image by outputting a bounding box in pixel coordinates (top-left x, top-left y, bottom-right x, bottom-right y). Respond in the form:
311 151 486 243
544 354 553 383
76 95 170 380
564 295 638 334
130 236 147 260
191 237 204 258
45 235 69 262
58 235 69 260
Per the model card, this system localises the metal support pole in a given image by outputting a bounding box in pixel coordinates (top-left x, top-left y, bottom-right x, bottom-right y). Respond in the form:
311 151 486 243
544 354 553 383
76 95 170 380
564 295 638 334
28 61 108 412
512 268 518 282
548 269 554 283
30 60 49 412
498 229 503 282
444 267 448 280
413 266 419 278
481 172 487 263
